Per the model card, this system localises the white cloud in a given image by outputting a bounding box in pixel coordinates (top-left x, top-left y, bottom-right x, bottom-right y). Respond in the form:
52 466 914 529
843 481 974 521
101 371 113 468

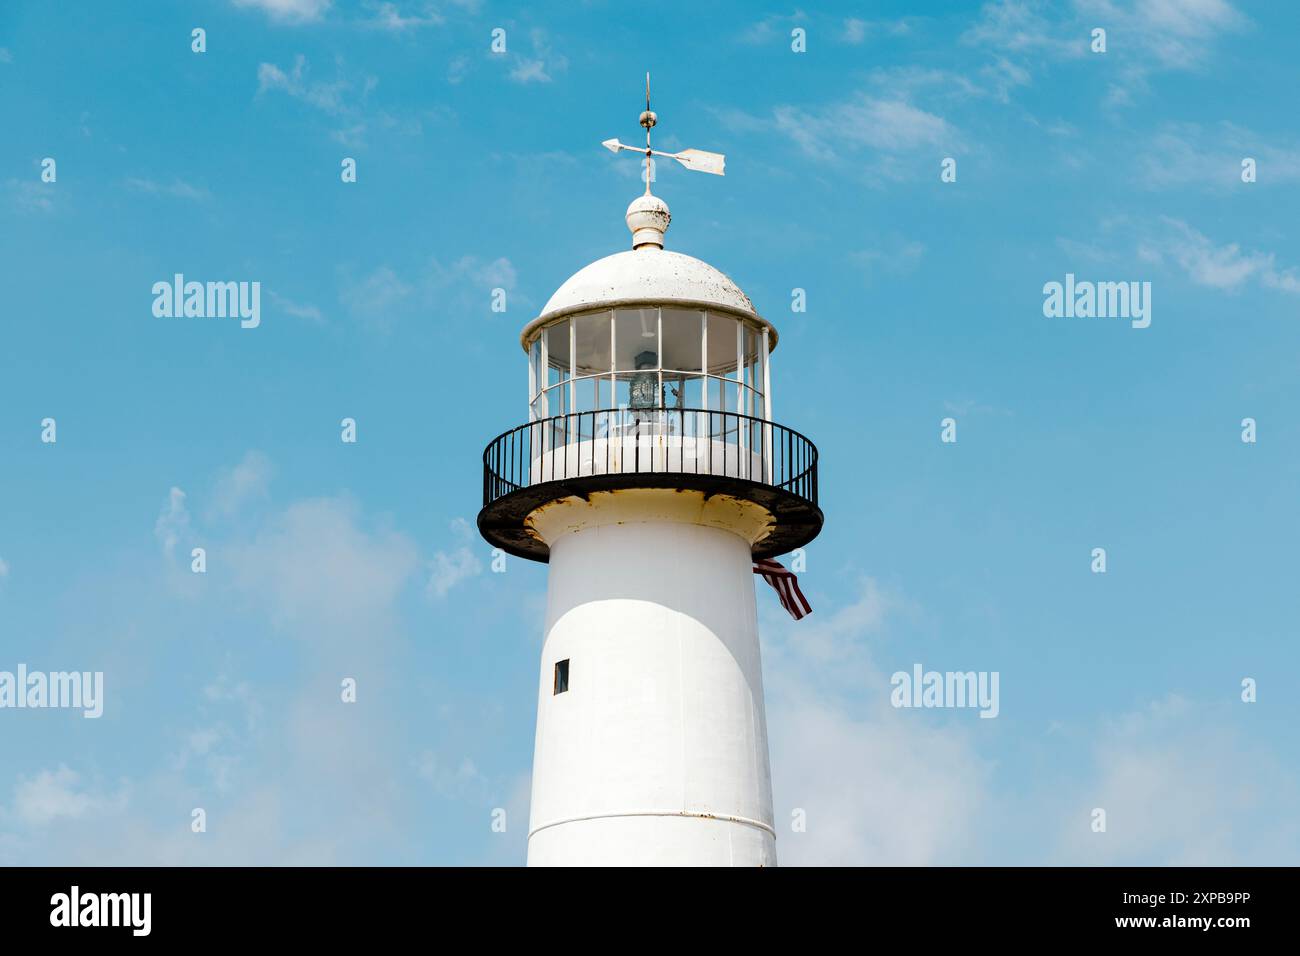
0 557 8 578
851 237 927 281
1053 694 1300 864
508 30 567 84
1137 121 1300 190
414 751 486 796
763 578 992 865
7 179 54 213
364 1 442 30
0 48 12 63
737 13 805 46
964 0 1245 107
267 290 325 323
257 55 359 114
769 94 956 165
1081 0 1246 69
426 518 483 600
429 255 517 292
229 496 420 629
124 177 210 201
1140 218 1300 294
153 486 190 559
1077 0 1247 105
962 0 1085 58
447 54 469 85
11 767 125 826
342 255 518 324
211 451 274 517
342 264 412 319
232 0 331 23
842 17 868 44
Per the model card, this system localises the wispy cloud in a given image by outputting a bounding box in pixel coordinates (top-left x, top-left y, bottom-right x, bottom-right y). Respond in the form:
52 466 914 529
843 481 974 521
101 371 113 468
1053 694 1300 864
428 254 517 293
154 487 191 559
340 254 518 325
508 29 568 84
1079 0 1247 106
1136 121 1300 190
781 95 954 162
362 1 443 31
962 0 1085 58
228 496 420 631
232 0 331 23
413 751 487 796
341 264 412 322
426 518 484 600
1079 0 1247 71
257 55 368 114
210 451 275 518
10 767 127 827
764 577 993 865
963 0 1246 108
124 177 210 201
851 237 927 283
268 290 326 324
7 179 55 213
1139 217 1300 294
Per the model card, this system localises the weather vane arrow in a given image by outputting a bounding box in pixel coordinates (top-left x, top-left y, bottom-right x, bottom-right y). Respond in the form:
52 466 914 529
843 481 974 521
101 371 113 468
602 73 726 186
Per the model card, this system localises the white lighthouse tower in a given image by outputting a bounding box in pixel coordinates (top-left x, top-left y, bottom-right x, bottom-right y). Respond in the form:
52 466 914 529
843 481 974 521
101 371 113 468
478 84 822 866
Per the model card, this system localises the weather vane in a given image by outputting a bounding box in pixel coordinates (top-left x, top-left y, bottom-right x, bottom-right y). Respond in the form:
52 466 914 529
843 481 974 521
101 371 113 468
602 73 726 193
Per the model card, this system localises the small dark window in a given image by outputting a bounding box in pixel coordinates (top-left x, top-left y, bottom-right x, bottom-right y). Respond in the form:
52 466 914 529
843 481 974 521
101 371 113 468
553 659 570 695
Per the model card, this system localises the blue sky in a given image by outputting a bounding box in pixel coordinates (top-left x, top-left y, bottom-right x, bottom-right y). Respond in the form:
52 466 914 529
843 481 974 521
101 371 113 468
1 0 1298 865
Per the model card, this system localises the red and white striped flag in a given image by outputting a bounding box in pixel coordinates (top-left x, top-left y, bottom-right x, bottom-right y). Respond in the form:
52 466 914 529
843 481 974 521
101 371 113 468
753 558 812 621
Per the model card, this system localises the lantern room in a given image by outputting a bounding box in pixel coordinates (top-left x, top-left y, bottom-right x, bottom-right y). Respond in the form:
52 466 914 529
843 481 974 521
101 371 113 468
478 193 822 562
524 305 771 422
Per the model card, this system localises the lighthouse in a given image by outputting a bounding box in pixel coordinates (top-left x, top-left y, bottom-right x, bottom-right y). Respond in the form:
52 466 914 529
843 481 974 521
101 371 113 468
477 83 823 866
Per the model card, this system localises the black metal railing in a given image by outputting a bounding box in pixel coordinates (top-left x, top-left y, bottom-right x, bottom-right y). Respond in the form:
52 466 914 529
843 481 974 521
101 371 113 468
482 407 818 509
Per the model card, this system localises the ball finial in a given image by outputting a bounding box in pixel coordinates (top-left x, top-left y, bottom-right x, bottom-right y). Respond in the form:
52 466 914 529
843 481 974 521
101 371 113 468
626 194 670 249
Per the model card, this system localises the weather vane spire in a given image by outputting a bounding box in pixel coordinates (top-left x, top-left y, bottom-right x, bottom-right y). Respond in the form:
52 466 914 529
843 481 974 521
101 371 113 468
602 73 726 198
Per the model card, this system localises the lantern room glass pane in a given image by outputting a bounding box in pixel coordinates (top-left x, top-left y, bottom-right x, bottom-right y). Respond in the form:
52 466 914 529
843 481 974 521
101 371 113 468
573 310 612 376
664 372 702 411
661 309 703 372
572 374 612 414
706 313 738 377
707 375 738 414
615 308 659 372
546 319 571 389
742 323 763 393
544 383 568 417
529 337 542 399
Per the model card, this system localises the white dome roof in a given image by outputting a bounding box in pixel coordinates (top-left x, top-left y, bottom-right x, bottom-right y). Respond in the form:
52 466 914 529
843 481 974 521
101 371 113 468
520 192 776 350
538 248 757 320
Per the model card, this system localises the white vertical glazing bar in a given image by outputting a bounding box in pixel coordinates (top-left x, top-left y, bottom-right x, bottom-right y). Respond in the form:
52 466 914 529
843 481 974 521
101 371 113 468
762 327 773 484
736 320 746 468
528 339 536 421
700 311 708 413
